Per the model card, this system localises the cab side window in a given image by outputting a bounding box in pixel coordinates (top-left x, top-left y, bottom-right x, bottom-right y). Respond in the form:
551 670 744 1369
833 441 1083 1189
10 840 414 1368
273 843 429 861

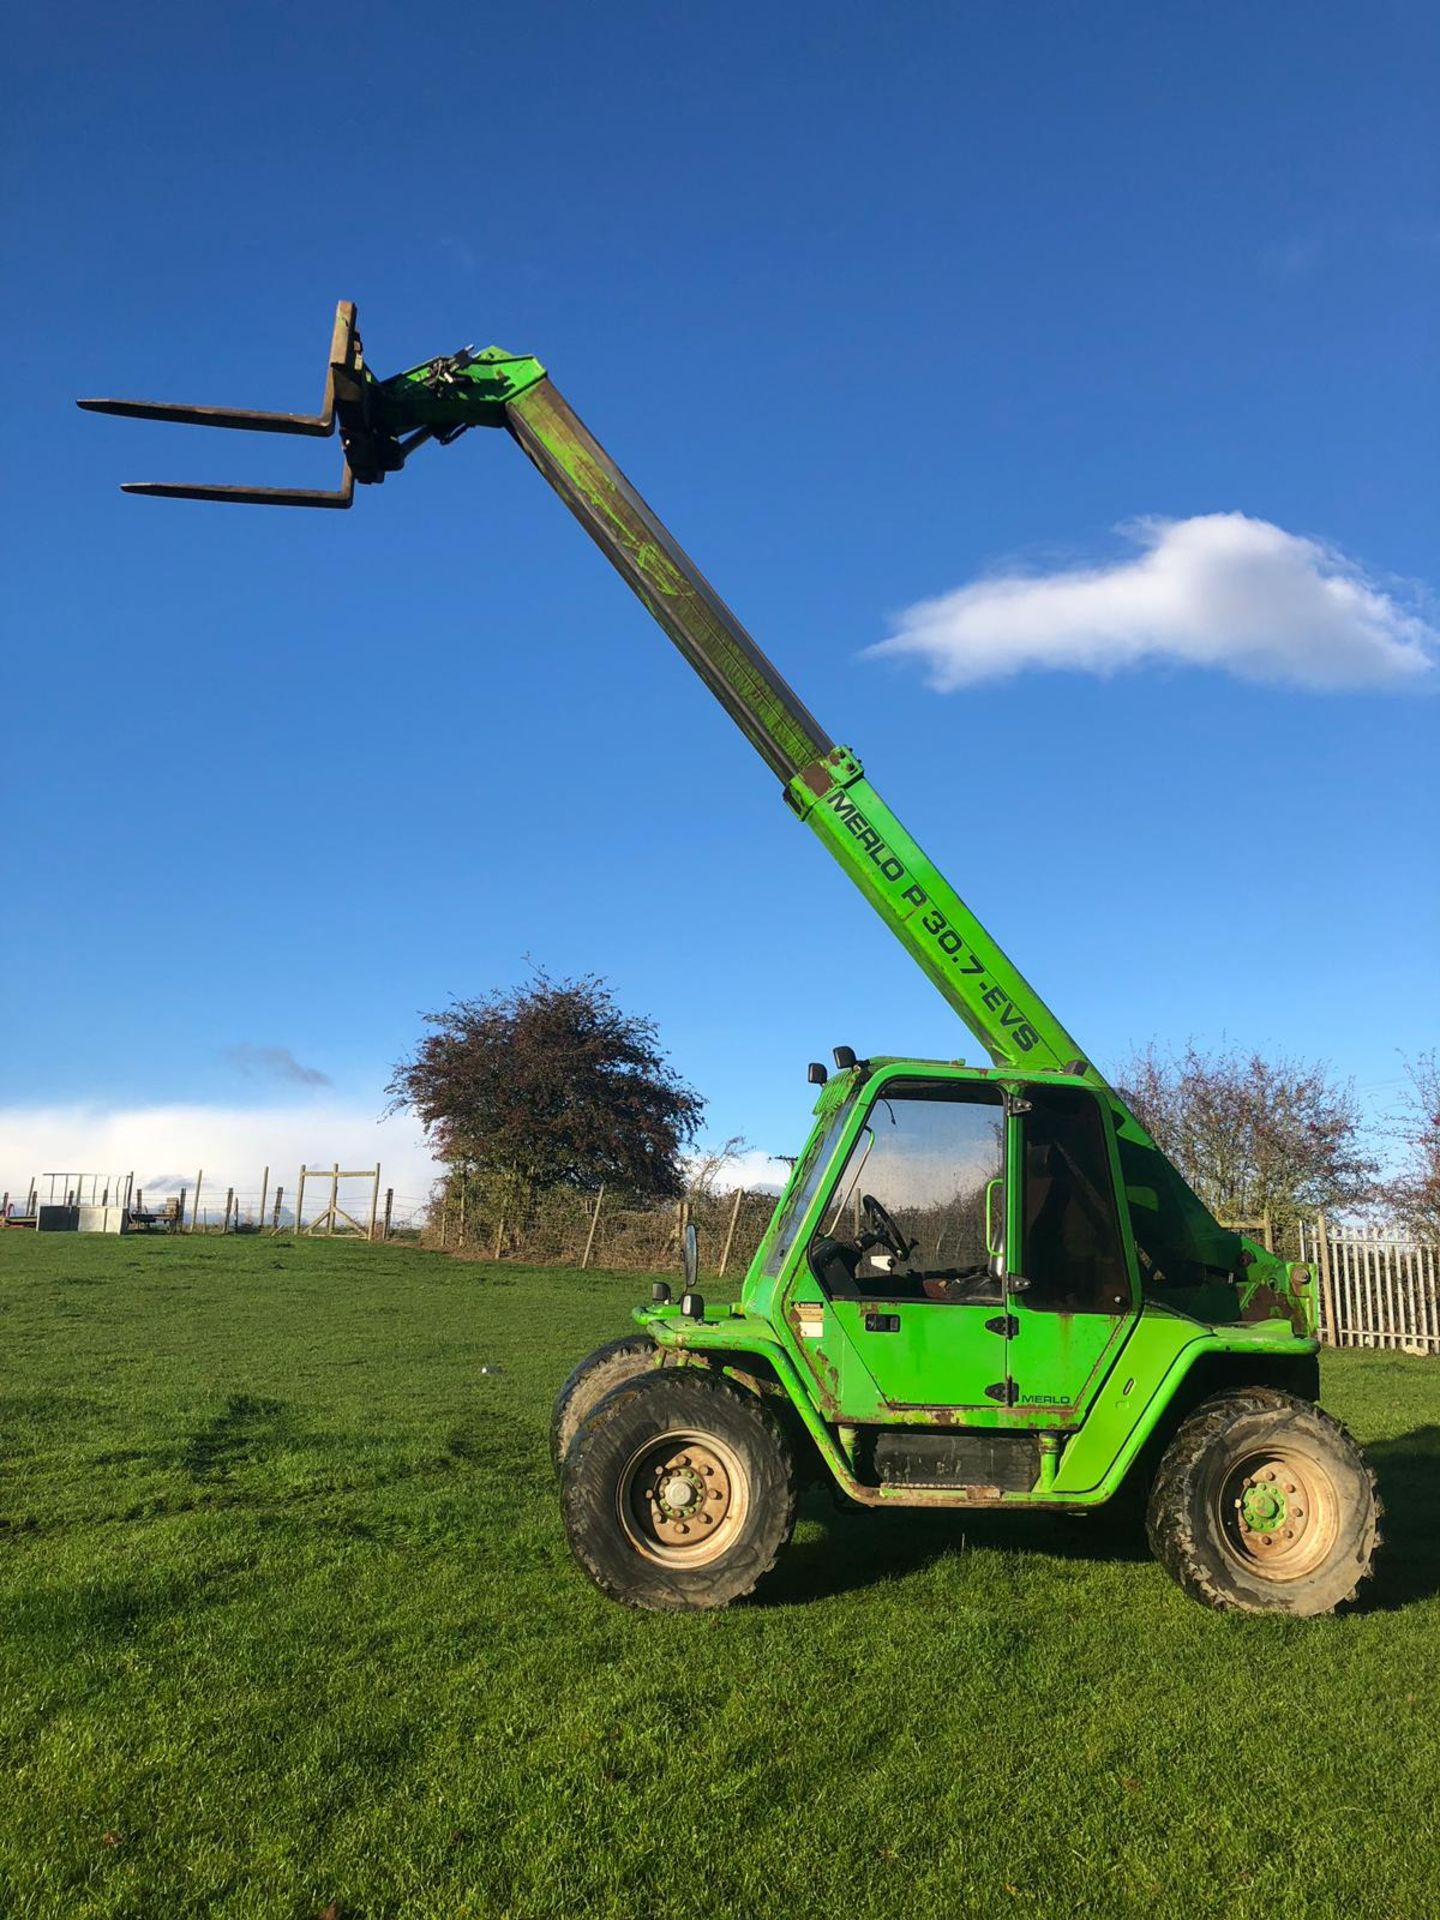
809 1079 1005 1299
1022 1086 1131 1313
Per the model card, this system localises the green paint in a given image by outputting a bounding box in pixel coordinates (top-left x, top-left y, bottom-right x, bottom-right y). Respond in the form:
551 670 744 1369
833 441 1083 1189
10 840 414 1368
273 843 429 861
788 747 1088 1074
376 346 548 433
1241 1481 1288 1532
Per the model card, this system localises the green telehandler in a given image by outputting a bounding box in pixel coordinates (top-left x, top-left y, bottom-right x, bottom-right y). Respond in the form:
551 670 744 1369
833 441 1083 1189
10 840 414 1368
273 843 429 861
81 302 1381 1615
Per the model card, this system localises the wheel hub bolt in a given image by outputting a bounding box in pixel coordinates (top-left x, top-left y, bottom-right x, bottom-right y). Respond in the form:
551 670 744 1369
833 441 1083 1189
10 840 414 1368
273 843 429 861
1294 1507 1305 1518
1284 1483 1296 1494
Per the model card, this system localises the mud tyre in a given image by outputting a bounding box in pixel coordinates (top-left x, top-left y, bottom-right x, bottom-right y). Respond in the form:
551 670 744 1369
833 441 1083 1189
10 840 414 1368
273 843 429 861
561 1370 797 1611
550 1336 662 1476
1146 1388 1380 1616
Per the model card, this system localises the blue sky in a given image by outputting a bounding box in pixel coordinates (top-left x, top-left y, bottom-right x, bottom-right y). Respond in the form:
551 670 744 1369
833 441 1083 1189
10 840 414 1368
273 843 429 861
2 0 1436 1201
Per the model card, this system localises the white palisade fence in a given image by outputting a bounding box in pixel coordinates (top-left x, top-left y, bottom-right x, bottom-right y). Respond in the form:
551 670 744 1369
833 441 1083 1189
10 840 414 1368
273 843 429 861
1299 1218 1440 1353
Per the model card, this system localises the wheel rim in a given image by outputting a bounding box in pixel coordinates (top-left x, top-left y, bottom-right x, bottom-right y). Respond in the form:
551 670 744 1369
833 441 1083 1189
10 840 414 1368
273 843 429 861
1216 1449 1340 1581
617 1428 749 1568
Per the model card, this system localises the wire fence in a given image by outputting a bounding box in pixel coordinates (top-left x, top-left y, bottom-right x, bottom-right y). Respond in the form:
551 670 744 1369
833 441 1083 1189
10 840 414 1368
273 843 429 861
422 1184 781 1278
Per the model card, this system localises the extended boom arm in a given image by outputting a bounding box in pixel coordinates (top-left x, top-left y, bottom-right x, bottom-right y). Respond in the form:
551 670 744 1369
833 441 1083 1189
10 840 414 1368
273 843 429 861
79 303 1093 1079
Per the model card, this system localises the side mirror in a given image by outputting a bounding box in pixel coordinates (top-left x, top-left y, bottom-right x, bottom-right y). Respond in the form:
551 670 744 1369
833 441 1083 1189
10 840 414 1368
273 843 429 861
681 1222 699 1292
807 1061 828 1085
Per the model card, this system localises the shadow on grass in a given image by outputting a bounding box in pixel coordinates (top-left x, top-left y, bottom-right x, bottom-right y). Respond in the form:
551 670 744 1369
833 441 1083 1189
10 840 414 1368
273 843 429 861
183 1392 290 1481
760 1427 1440 1611
1359 1425 1440 1612
758 1491 1151 1606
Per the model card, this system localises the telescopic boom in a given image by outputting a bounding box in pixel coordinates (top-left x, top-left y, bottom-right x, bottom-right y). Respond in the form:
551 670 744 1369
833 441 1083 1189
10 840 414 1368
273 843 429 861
79 302 1092 1078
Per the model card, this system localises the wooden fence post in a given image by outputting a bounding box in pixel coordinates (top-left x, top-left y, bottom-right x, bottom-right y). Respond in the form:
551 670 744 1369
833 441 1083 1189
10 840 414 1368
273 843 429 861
718 1187 745 1279
223 1187 234 1234
258 1165 269 1234
383 1188 394 1240
459 1181 467 1248
272 1185 283 1231
1315 1211 1339 1346
581 1186 605 1270
367 1164 380 1242
191 1169 203 1232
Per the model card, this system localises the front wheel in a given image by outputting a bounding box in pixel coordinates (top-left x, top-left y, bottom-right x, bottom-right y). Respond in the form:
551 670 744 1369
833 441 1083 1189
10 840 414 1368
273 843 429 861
561 1370 796 1610
1147 1388 1381 1616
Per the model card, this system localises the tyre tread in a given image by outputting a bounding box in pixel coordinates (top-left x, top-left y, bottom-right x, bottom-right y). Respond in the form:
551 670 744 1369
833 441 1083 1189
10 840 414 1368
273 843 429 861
549 1334 660 1476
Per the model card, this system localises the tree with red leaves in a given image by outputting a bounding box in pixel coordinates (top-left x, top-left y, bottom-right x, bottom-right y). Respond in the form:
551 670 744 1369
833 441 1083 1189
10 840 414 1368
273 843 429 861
387 968 704 1202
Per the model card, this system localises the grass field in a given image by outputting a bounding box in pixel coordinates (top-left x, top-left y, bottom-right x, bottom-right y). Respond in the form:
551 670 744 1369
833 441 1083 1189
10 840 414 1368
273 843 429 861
0 1233 1437 1920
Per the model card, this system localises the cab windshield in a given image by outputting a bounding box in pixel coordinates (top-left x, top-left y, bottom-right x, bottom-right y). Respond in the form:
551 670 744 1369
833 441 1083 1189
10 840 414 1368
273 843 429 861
759 1097 856 1279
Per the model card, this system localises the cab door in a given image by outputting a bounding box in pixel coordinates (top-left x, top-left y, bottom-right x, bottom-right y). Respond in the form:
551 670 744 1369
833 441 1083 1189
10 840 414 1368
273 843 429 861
797 1076 1011 1417
1003 1084 1138 1420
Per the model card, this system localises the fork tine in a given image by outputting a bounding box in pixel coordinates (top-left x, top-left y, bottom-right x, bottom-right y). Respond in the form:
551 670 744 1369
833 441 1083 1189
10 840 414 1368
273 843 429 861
120 462 355 509
79 397 337 438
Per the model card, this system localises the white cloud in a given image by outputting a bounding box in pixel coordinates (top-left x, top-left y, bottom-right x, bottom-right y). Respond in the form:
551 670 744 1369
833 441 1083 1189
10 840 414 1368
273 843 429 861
870 513 1437 691
0 1103 443 1225
688 1146 793 1196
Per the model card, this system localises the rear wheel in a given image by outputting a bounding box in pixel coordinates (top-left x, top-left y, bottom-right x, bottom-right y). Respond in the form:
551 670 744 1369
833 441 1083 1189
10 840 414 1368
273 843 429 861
550 1335 660 1475
1147 1388 1380 1616
561 1370 796 1610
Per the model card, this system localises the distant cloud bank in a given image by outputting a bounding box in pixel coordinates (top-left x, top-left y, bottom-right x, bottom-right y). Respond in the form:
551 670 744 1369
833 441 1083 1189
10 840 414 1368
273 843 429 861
870 513 1436 691
0 1103 441 1215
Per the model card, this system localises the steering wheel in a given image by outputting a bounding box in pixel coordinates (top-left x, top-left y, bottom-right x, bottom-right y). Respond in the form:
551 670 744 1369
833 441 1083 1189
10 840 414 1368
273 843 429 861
860 1192 913 1264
